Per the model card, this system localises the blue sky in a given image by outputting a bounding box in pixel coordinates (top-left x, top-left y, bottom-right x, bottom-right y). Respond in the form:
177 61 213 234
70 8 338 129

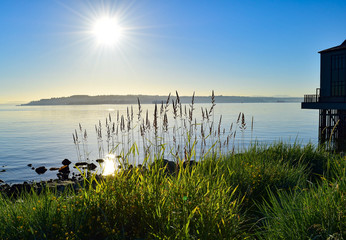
0 0 345 103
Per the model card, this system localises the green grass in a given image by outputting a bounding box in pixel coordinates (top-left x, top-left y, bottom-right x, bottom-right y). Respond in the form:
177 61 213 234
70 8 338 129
0 142 344 240
256 149 345 240
257 180 345 240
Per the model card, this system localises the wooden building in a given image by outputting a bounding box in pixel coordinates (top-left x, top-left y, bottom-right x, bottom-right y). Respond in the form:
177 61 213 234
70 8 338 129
302 40 346 150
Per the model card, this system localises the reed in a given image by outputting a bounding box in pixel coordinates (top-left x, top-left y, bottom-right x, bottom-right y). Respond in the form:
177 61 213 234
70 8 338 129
73 91 250 169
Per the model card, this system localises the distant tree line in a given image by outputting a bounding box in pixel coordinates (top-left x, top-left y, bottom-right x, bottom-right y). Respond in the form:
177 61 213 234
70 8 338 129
21 94 303 106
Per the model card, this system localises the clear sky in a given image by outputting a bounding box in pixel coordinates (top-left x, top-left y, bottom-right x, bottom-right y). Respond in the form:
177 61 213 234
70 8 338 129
0 0 345 103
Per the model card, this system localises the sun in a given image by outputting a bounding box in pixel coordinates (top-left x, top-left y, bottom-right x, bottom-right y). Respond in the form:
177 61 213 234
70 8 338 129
92 16 123 47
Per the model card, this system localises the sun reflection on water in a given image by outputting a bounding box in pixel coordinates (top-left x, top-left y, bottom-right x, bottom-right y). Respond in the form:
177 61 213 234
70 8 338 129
102 154 117 176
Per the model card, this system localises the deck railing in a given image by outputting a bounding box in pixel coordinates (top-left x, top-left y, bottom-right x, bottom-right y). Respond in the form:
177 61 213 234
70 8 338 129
303 88 320 103
304 94 319 103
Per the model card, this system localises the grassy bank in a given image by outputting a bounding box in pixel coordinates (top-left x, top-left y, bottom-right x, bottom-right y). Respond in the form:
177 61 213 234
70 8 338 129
0 143 344 240
2 93 345 239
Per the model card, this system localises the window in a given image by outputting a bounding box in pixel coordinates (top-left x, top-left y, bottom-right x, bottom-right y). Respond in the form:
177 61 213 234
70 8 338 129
331 54 346 96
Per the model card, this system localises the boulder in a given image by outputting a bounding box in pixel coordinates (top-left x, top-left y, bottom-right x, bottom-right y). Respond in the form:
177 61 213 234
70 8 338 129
87 163 97 171
153 159 177 174
96 159 105 163
8 183 32 196
35 166 47 174
75 162 88 166
62 159 71 166
57 172 69 180
164 159 177 174
49 167 60 171
58 165 70 174
183 160 198 169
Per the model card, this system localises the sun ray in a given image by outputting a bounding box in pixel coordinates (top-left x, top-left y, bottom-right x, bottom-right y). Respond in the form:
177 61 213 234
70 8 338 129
43 0 187 80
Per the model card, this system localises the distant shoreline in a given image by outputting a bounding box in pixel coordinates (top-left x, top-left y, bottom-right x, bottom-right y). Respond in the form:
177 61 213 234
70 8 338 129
20 94 303 106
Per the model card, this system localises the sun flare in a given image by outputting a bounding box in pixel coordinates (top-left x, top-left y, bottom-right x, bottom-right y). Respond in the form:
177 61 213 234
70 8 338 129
92 16 123 47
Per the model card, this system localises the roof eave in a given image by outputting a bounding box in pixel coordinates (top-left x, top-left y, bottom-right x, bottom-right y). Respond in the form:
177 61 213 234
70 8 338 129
319 40 346 54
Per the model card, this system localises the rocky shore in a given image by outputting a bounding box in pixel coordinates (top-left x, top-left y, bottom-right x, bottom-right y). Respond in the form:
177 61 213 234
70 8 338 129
0 158 198 198
0 158 102 198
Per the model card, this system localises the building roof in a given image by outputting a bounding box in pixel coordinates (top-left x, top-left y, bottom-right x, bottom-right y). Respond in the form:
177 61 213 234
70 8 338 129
319 39 346 53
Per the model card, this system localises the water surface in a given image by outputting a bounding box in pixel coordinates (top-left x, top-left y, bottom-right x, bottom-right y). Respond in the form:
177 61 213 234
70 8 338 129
0 103 318 183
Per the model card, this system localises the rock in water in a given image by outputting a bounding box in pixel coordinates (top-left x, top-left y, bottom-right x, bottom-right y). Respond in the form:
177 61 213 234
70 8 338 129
163 159 177 174
183 160 198 169
62 159 72 166
75 162 88 166
35 166 47 174
57 173 69 180
152 159 176 174
49 167 60 171
96 159 105 163
57 165 70 180
87 163 97 171
58 165 70 174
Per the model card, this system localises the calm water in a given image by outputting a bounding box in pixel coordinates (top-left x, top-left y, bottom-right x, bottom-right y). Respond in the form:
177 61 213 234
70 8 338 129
0 103 318 184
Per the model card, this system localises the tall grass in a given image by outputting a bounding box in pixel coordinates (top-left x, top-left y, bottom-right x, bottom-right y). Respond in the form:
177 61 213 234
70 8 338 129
257 175 345 239
72 91 249 168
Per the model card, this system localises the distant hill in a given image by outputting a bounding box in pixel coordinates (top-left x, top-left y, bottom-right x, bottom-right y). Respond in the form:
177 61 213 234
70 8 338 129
20 94 303 106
